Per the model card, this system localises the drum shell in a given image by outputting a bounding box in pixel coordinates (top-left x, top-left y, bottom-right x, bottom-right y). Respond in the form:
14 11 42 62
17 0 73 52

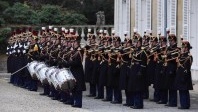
38 66 49 85
27 61 38 80
35 62 46 80
45 67 56 86
56 69 76 91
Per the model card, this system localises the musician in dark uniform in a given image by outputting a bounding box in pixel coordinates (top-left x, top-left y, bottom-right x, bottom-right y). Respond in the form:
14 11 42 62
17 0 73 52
17 29 29 87
7 34 13 74
142 33 150 99
93 30 107 99
28 30 41 91
119 36 133 106
85 29 98 98
10 32 16 85
128 34 147 109
39 27 51 96
13 29 25 87
21 30 32 89
61 30 74 104
147 36 160 102
45 27 57 98
97 35 111 100
155 36 168 104
7 32 15 82
107 36 122 104
62 31 86 108
49 28 62 100
164 34 179 107
174 41 193 109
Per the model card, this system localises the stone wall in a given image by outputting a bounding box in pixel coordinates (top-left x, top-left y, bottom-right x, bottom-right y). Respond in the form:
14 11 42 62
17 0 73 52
0 55 7 72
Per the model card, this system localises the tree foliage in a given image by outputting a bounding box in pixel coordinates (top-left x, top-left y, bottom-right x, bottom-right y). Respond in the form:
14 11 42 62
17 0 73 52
0 27 11 53
0 0 114 25
38 5 63 25
37 4 88 25
3 3 39 24
64 13 88 25
0 1 10 14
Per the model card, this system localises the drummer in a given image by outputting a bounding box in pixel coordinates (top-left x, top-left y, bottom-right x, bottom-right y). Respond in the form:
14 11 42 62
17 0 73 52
62 29 86 108
28 30 41 91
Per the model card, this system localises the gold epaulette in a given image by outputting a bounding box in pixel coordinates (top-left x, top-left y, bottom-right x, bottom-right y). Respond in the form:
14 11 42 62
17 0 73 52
33 44 38 51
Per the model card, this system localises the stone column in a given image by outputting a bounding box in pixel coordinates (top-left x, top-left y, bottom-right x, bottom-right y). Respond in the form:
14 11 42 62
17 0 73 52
94 27 97 36
177 0 183 47
81 27 85 38
114 0 118 34
130 0 136 35
152 0 158 36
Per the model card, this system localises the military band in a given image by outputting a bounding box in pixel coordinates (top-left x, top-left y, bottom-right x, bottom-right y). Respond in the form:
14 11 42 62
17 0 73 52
6 26 194 109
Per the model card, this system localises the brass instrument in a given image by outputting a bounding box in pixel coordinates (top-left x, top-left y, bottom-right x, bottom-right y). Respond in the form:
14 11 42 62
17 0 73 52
165 51 181 62
162 48 181 66
121 47 135 56
147 44 164 58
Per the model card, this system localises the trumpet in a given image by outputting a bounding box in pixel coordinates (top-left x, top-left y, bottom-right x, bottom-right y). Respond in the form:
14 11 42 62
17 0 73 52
147 45 167 58
166 48 180 56
164 51 181 63
123 46 135 51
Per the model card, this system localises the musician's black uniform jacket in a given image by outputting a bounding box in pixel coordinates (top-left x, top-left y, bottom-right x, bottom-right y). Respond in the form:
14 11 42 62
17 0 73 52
174 52 193 90
154 46 167 90
164 44 178 89
63 47 86 91
84 50 93 83
98 48 109 87
119 49 131 90
146 45 158 86
128 47 147 92
107 47 120 88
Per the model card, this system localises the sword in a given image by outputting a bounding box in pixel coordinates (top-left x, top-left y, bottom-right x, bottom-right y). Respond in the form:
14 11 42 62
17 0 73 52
11 64 29 75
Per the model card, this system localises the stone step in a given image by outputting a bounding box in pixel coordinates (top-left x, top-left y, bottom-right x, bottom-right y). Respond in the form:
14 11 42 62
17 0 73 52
0 73 11 79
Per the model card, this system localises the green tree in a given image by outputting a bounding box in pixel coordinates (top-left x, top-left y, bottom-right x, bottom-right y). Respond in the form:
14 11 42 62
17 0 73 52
0 1 10 14
0 27 11 53
63 13 88 25
38 5 88 25
3 2 40 25
37 5 64 25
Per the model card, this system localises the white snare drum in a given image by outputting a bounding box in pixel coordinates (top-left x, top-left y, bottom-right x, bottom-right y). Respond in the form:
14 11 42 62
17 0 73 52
27 61 38 80
56 68 76 91
45 67 57 86
38 66 49 85
35 62 46 80
50 69 60 90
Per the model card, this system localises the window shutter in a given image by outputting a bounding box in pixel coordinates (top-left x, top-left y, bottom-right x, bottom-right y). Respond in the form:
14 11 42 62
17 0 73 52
135 0 142 33
170 0 177 34
126 0 131 35
183 0 190 41
167 0 171 29
146 0 151 30
157 0 165 35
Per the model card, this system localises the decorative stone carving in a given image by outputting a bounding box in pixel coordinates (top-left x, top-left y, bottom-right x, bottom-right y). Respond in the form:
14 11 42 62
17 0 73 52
96 11 105 25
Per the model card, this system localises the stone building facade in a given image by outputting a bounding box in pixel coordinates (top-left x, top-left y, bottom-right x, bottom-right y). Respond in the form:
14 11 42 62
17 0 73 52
114 0 198 80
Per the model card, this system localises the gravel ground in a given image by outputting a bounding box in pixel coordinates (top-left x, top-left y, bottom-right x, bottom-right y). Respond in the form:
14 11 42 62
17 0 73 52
0 78 198 112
